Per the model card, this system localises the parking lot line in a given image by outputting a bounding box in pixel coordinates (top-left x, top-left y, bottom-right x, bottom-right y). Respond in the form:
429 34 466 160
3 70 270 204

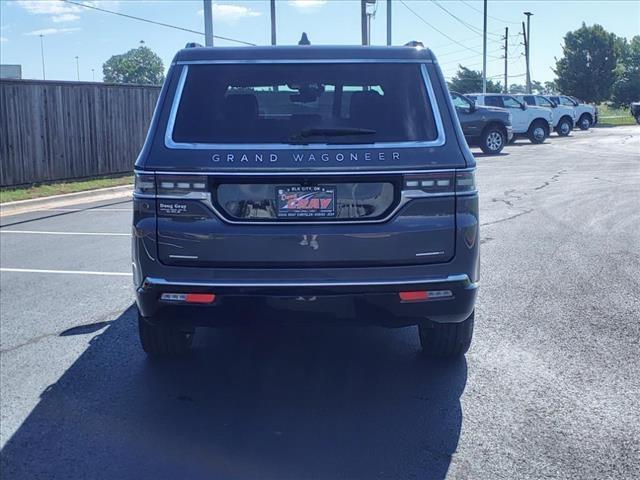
41 208 132 212
0 230 129 236
0 267 131 276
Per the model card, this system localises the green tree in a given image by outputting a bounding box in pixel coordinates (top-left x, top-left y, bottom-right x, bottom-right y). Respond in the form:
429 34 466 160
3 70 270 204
103 45 165 85
447 65 502 94
507 81 545 94
543 80 558 94
611 36 640 107
553 23 618 103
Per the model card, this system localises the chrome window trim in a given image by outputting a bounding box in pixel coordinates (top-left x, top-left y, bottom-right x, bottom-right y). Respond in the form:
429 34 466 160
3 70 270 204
175 59 435 65
164 62 445 150
144 273 471 289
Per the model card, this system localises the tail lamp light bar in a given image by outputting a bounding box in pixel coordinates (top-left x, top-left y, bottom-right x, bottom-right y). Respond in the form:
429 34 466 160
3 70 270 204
402 170 476 196
135 169 476 199
134 172 209 199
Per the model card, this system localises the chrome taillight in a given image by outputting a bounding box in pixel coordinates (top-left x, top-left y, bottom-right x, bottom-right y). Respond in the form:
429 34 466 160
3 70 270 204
403 169 476 197
134 171 156 196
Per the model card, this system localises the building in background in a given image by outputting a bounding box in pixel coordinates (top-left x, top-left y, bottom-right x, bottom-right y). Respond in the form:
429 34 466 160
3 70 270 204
0 65 22 79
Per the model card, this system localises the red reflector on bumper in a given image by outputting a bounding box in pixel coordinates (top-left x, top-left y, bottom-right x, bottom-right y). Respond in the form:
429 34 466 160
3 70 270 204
399 291 429 301
185 293 216 304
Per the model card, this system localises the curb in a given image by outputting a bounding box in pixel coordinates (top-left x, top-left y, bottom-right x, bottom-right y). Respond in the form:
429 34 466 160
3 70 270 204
0 185 133 217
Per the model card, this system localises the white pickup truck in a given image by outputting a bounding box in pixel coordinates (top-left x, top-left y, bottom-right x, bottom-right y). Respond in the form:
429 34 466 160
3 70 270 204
466 93 554 144
548 95 598 130
514 94 576 136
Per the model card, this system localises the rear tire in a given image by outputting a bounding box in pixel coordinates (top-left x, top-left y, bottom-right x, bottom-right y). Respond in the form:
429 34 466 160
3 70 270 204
578 113 592 130
419 311 474 358
479 126 506 155
138 311 193 356
556 117 572 137
528 120 548 144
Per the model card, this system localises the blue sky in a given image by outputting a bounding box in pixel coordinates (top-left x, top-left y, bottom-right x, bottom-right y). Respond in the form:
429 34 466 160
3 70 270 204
1 0 638 84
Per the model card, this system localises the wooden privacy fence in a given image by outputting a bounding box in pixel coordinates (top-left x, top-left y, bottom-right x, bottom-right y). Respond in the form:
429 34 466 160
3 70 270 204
0 79 161 187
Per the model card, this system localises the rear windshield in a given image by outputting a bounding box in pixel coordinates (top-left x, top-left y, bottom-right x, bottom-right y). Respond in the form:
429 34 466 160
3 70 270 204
171 63 438 145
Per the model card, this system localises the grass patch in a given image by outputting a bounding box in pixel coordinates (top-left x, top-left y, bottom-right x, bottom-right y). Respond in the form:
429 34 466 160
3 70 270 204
596 103 638 126
0 174 133 203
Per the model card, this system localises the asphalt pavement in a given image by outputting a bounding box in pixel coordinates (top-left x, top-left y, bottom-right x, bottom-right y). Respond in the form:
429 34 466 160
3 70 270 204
1 126 639 479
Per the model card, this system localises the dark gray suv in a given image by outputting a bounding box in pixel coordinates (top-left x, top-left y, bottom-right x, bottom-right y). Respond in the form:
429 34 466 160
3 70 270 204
132 44 479 358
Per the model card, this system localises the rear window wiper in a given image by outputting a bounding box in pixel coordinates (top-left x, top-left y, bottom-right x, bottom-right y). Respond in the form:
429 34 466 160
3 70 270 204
288 127 376 144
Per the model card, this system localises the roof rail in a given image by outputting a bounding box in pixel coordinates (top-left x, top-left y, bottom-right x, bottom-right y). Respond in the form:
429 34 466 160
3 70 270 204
185 42 204 49
404 41 424 48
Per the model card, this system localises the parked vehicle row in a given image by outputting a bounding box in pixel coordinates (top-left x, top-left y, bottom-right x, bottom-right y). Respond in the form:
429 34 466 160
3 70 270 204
549 95 598 130
452 91 598 155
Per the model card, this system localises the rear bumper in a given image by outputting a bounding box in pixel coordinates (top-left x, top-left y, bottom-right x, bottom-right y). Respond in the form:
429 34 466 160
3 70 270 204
136 274 478 327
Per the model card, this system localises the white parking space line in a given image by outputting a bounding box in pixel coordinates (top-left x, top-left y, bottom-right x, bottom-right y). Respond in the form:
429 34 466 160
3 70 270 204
41 208 132 212
0 230 129 236
0 268 131 276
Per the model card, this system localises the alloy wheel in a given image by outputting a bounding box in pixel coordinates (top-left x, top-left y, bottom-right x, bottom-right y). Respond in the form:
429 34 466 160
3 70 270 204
486 131 503 151
533 127 545 141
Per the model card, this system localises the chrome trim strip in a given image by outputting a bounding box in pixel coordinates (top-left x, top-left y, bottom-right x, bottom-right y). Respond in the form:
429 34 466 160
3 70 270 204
415 251 445 257
164 62 445 150
175 59 435 65
153 191 437 226
149 167 475 176
144 274 470 289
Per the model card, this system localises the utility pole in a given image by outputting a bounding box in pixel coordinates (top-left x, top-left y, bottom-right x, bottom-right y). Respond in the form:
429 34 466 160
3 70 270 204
39 34 46 80
482 0 487 93
75 56 80 81
270 0 276 45
203 0 214 47
386 0 391 46
503 27 508 93
92 69 95 82
524 11 533 93
361 0 368 45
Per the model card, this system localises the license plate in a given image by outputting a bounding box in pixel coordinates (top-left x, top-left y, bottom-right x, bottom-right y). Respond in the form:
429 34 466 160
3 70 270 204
276 185 336 218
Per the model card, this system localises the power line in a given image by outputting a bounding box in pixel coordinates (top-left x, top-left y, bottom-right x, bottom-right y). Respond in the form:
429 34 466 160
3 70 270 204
459 0 521 25
399 0 483 55
438 44 502 59
439 47 503 65
62 0 256 46
431 0 501 38
434 36 502 57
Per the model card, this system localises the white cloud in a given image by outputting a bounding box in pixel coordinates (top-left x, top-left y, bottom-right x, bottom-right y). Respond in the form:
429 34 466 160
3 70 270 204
197 3 261 24
16 1 119 22
25 27 81 36
289 0 327 9
52 13 81 23
16 0 82 16
0 36 7 43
